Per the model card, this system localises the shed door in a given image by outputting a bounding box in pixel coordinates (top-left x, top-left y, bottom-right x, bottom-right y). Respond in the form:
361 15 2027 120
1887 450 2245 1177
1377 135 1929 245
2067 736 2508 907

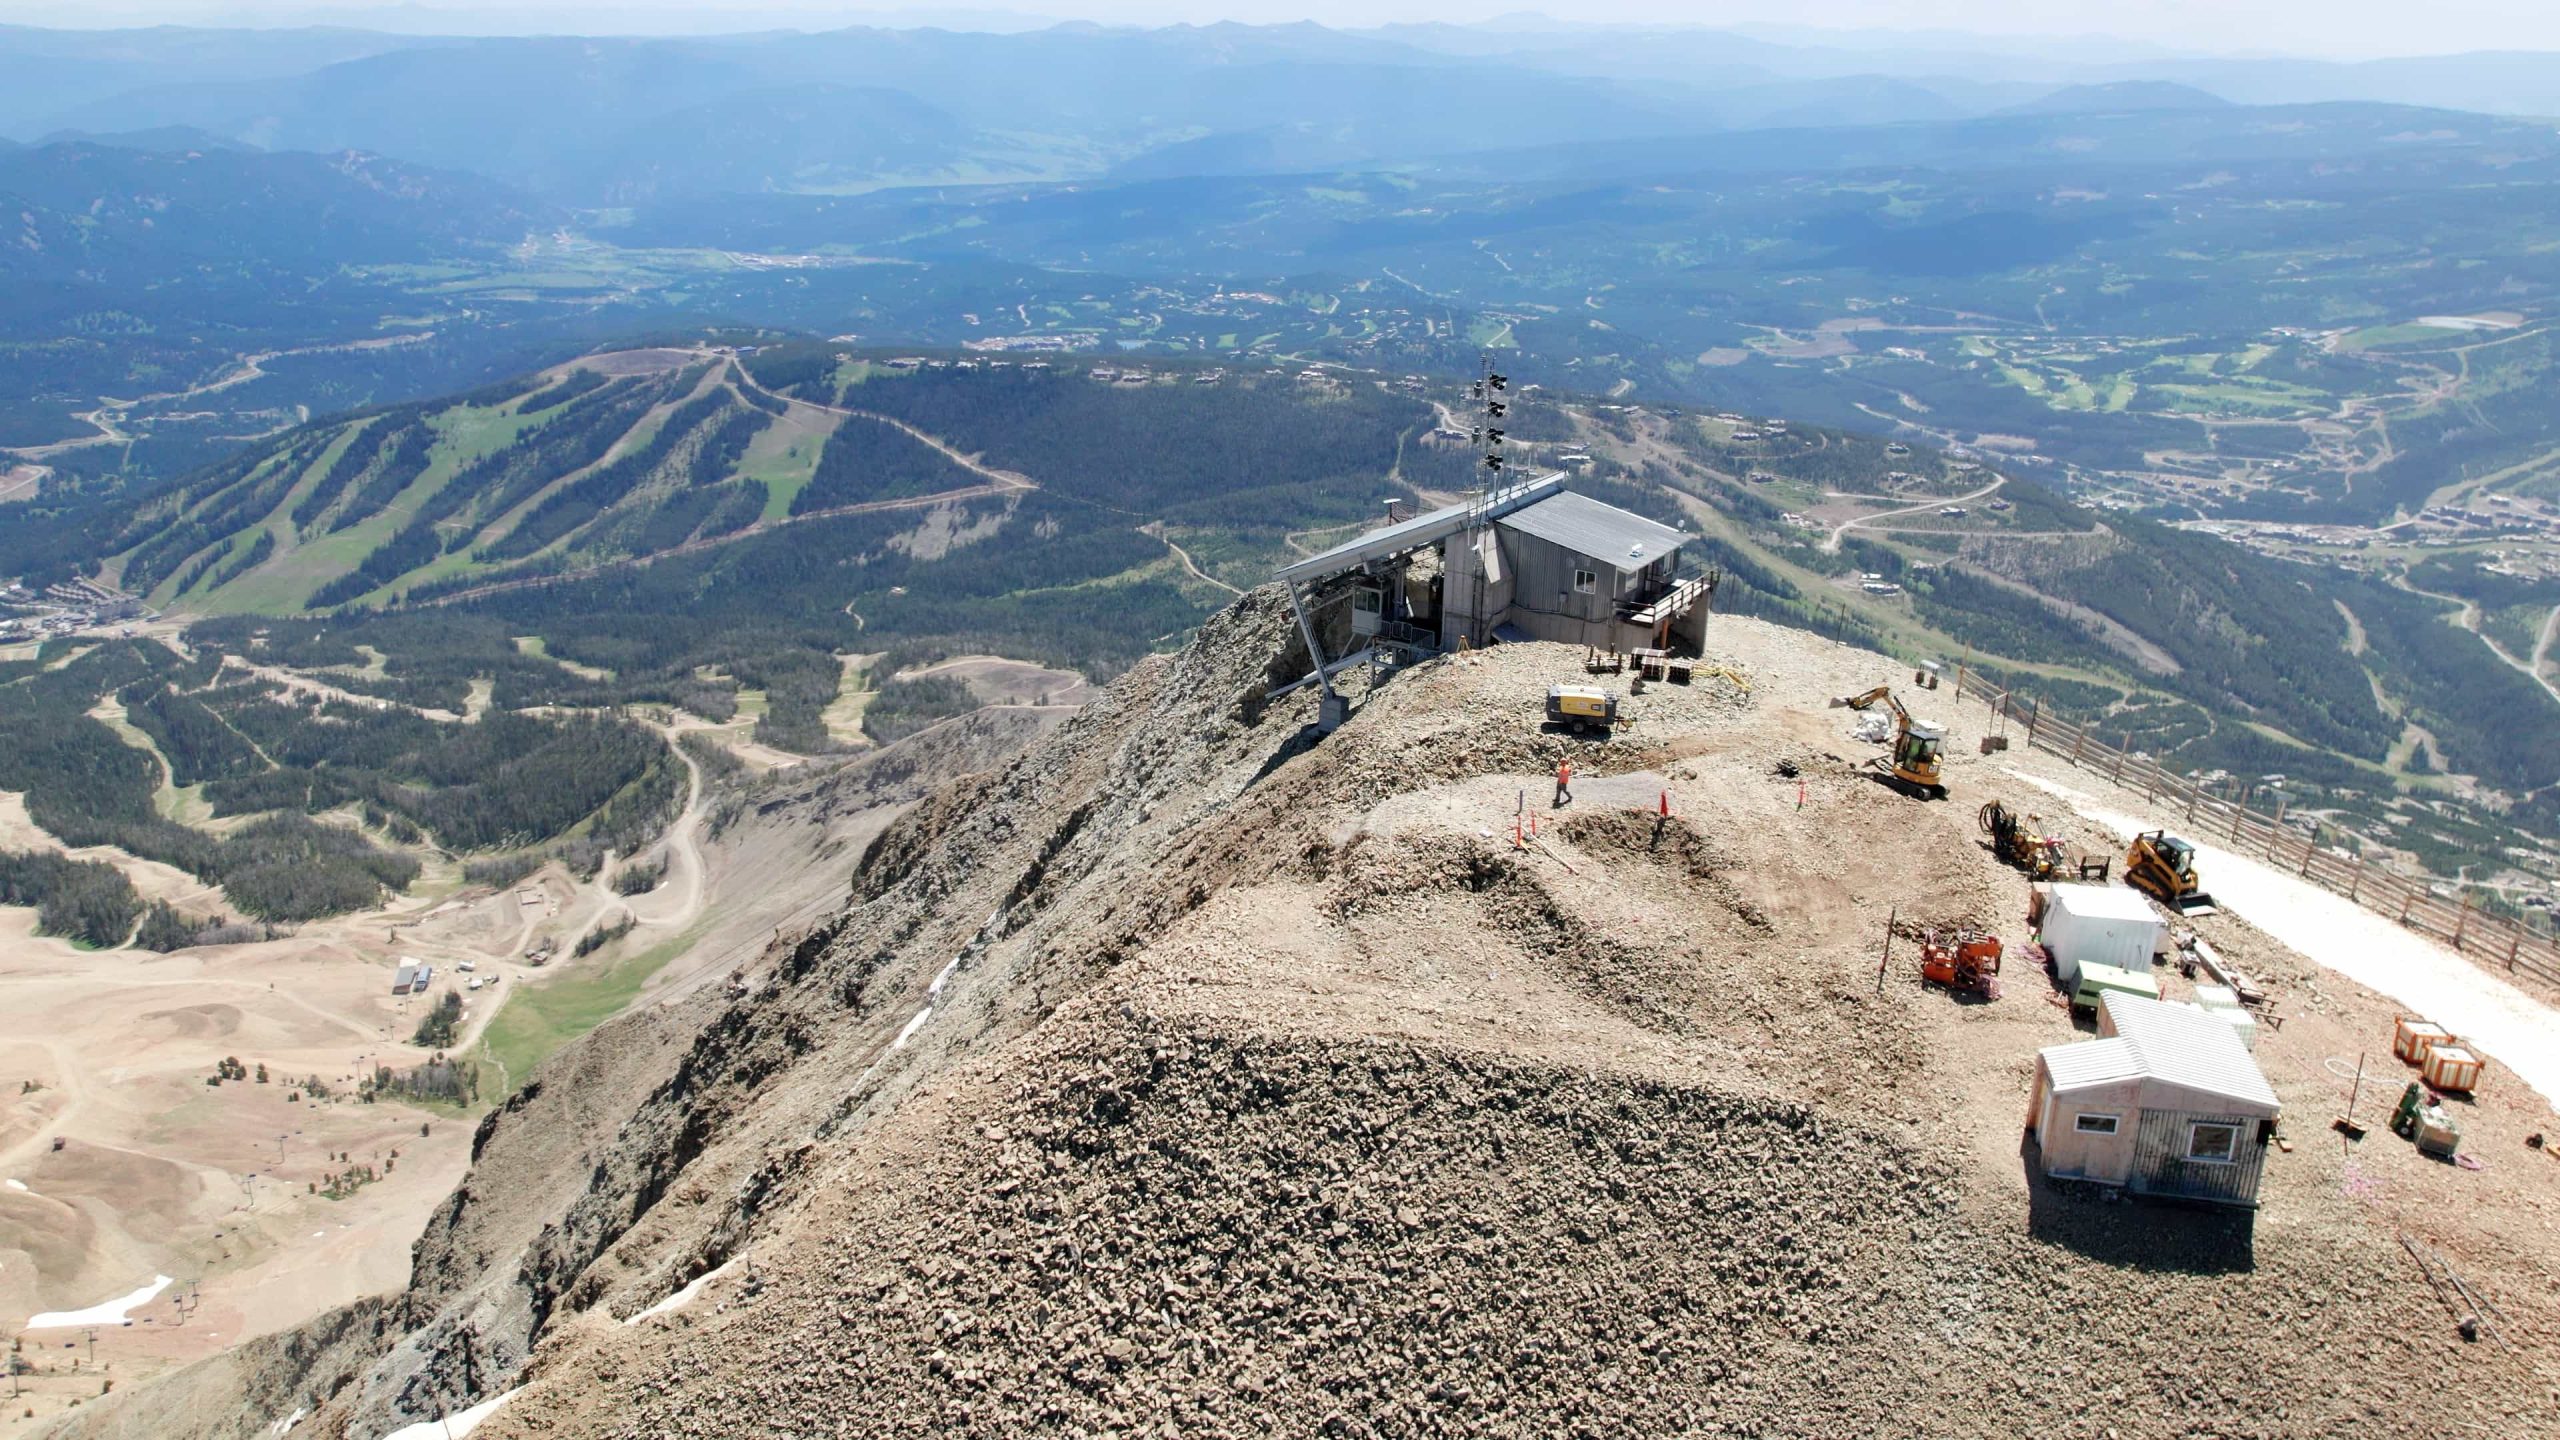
2131 1108 2267 1206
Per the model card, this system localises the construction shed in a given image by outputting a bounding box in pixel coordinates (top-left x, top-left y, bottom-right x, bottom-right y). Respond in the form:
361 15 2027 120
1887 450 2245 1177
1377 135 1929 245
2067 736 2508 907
2033 882 2165 983
2026 992 2282 1208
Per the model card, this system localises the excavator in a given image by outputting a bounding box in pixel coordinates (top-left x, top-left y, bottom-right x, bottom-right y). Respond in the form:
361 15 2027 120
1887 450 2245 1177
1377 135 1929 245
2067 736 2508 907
1830 684 1947 799
2126 830 2217 915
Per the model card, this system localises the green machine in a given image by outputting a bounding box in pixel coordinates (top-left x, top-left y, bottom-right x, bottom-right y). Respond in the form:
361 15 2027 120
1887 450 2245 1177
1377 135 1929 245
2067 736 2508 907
2391 1082 2463 1159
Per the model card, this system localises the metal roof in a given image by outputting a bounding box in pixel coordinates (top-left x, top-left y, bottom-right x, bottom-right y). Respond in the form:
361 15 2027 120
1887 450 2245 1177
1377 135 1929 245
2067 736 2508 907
2079 993 2281 1111
2041 1036 2144 1091
2039 882 2162 924
1494 491 1691 573
1275 473 1565 585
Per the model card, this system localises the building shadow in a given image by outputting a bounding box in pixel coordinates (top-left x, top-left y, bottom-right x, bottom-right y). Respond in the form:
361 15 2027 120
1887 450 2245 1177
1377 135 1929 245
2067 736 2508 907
1243 724 1324 791
2019 1135 2257 1274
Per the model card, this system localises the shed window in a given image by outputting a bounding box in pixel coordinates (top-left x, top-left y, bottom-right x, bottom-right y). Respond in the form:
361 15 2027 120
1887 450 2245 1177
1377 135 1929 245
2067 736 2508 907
2073 1113 2119 1136
1573 568 1598 594
2186 1122 2240 1164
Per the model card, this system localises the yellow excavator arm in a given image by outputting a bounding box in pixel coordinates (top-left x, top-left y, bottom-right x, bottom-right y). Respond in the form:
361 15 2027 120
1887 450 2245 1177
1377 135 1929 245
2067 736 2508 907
1830 683 1946 798
1830 684 1910 725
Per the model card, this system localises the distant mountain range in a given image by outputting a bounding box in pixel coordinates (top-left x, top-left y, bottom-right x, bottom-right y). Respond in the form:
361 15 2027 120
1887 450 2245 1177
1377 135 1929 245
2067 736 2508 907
0 141 544 283
10 21 2560 204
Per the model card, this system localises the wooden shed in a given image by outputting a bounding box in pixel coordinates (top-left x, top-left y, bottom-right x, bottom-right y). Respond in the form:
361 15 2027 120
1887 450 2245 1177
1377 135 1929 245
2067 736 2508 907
2026 993 2282 1208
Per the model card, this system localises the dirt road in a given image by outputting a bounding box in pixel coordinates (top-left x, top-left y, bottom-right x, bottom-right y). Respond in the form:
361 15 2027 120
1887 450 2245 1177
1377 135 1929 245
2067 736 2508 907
1141 523 1243 597
1822 475 2007 553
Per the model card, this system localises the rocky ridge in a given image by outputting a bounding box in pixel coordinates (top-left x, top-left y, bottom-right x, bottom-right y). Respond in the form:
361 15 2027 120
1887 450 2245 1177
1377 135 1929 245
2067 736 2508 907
48 589 2559 1440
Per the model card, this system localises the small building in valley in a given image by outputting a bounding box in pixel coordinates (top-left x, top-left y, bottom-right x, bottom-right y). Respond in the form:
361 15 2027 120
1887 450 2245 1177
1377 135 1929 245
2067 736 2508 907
2026 992 2281 1208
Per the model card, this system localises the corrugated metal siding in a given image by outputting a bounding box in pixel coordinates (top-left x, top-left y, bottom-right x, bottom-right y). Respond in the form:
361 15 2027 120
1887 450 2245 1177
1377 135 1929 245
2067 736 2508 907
2131 1107 2268 1207
2042 904 2163 977
1500 530 1618 631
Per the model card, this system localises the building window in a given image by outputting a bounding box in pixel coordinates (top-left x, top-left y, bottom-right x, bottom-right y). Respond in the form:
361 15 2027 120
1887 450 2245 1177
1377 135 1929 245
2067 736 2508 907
1573 568 1598 594
2073 1113 2119 1136
2186 1122 2240 1164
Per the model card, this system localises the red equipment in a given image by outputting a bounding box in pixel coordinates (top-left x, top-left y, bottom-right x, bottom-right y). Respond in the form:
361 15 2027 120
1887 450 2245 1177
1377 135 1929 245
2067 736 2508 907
1920 928 2003 999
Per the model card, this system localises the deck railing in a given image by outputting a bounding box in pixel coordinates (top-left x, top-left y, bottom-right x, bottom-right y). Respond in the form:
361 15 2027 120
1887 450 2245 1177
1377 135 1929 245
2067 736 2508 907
1950 662 2560 991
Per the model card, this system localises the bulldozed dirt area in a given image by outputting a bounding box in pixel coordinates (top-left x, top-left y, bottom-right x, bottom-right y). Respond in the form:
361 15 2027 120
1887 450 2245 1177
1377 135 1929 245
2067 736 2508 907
51 595 2560 1440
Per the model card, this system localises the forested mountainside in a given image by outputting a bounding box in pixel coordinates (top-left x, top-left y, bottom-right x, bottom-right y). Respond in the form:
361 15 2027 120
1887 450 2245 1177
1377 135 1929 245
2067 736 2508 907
26 342 2554 899
0 140 555 458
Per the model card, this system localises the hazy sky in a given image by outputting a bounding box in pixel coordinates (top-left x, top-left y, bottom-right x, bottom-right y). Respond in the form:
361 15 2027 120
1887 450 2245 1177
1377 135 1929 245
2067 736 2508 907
4 1 2558 60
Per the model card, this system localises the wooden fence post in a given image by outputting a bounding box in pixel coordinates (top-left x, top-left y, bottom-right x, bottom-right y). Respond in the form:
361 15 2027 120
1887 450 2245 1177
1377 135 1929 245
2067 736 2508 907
2508 926 2524 973
2349 855 2364 902
2453 895 2471 951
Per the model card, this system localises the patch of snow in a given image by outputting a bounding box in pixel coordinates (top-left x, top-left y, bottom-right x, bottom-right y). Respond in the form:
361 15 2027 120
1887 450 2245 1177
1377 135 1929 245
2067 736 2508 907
27 1274 172 1328
627 1257 739 1324
5 1178 26 1191
2015 770 2560 1106
929 956 962 996
893 1005 933 1049
378 1387 521 1440
268 1407 307 1436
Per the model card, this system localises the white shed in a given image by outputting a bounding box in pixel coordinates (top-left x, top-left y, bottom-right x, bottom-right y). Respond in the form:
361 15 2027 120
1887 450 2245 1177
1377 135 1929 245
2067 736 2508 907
2034 883 2166 984
2027 993 2282 1207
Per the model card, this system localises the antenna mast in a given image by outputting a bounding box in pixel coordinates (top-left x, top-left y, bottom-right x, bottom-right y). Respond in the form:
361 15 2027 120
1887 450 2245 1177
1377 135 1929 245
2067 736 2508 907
1467 351 1510 526
1460 351 1512 648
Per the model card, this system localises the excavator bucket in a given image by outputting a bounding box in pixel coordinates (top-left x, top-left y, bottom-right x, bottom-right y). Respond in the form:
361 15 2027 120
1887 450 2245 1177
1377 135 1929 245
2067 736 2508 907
2168 891 2220 916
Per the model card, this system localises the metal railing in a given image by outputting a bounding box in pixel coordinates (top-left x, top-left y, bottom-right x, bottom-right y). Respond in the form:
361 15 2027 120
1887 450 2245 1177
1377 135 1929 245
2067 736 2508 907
1951 662 2560 991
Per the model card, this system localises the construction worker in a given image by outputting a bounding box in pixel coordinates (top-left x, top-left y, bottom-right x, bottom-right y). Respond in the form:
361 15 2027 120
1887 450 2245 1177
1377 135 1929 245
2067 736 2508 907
1554 757 1573 808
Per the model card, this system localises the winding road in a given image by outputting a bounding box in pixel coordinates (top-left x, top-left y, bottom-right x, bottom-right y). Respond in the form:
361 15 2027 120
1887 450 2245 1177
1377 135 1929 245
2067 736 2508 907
2390 573 2560 707
1141 522 1244 597
1822 476 2008 553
